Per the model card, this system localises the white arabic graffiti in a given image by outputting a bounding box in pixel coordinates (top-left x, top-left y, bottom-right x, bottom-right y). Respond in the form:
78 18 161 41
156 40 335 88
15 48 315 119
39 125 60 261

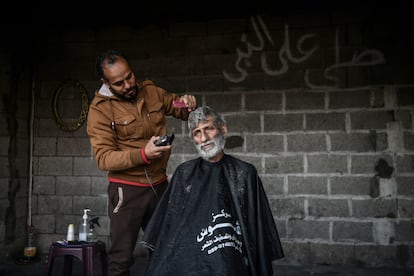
223 15 386 89
304 28 385 89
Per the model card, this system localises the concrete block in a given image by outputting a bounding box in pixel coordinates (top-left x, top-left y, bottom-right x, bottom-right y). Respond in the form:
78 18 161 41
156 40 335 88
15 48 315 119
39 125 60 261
91 176 109 196
355 244 411 267
32 214 55 233
265 155 304 174
383 86 397 109
205 93 242 112
308 198 349 217
37 195 72 215
396 176 414 196
73 157 105 176
330 132 387 152
394 220 414 242
379 178 397 197
350 110 394 130
371 86 385 108
246 134 284 153
264 114 303 132
395 110 412 129
287 133 326 152
275 219 286 238
307 154 347 174
261 176 284 196
269 198 305 218
288 176 327 195
398 199 414 218
330 176 371 195
33 176 56 195
286 91 324 110
351 155 392 174
387 121 404 153
56 176 91 195
38 157 73 176
245 92 282 111
333 221 373 242
224 114 261 133
396 155 414 173
186 75 224 92
370 176 397 198
278 241 311 265
57 137 91 156
352 198 397 218
72 196 107 216
397 87 414 106
404 132 414 150
306 112 346 131
310 243 355 265
329 90 370 109
288 219 330 240
33 137 57 156
373 219 395 245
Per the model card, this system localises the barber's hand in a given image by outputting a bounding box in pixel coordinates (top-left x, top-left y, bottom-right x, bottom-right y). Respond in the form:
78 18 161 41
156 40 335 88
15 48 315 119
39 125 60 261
144 136 171 159
179 94 197 112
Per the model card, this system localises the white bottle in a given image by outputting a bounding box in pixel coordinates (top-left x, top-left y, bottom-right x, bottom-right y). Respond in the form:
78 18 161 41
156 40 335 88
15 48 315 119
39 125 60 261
78 208 90 241
66 224 75 241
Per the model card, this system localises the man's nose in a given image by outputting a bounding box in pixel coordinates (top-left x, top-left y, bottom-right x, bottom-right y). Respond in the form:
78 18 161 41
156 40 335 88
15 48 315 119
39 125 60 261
123 80 131 89
200 131 209 142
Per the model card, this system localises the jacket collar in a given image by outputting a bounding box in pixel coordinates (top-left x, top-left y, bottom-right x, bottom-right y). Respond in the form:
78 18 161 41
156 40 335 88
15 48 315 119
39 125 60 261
98 84 113 97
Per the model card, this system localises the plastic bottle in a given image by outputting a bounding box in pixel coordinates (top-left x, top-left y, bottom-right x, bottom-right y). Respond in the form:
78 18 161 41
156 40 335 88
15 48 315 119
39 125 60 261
78 208 90 241
87 217 100 242
66 223 75 241
23 225 37 260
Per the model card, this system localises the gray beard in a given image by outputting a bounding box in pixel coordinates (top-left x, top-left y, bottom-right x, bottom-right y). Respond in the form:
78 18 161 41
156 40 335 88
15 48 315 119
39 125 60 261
195 135 225 161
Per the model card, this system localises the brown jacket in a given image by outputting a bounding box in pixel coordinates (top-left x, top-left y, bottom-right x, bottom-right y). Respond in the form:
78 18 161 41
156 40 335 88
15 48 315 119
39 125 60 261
87 80 189 185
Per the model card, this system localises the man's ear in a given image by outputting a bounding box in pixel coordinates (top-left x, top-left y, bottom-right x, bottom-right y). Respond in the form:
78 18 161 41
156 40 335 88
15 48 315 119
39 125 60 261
221 125 228 136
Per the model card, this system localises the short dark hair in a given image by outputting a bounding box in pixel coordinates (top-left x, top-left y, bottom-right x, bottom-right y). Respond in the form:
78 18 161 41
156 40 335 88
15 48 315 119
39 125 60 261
95 49 128 80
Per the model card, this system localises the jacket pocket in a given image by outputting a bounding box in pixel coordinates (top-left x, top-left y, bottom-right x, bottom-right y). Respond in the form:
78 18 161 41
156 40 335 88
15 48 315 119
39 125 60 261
148 103 165 126
114 114 137 137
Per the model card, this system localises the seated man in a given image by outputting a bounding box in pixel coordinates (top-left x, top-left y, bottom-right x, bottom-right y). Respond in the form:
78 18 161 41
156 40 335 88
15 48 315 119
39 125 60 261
141 106 284 276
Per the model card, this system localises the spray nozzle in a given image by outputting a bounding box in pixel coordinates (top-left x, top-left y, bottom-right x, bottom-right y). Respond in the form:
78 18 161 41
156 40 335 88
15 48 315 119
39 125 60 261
89 217 100 229
82 208 91 220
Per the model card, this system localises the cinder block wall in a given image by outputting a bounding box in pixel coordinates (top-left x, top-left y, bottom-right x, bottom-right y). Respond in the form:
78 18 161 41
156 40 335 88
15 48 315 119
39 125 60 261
1 8 413 268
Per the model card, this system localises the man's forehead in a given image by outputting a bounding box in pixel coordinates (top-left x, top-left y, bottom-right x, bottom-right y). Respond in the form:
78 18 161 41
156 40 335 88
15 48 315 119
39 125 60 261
193 118 213 129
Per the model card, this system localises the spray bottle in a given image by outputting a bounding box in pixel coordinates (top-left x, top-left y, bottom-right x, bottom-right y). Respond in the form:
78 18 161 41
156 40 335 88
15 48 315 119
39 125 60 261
78 208 90 241
87 216 100 242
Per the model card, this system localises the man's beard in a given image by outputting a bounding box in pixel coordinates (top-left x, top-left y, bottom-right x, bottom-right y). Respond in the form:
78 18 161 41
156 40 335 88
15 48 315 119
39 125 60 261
195 134 225 161
110 86 137 102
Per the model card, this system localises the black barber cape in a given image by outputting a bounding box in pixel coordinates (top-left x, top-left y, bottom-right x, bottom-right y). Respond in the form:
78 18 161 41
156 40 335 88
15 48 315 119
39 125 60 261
141 154 284 276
